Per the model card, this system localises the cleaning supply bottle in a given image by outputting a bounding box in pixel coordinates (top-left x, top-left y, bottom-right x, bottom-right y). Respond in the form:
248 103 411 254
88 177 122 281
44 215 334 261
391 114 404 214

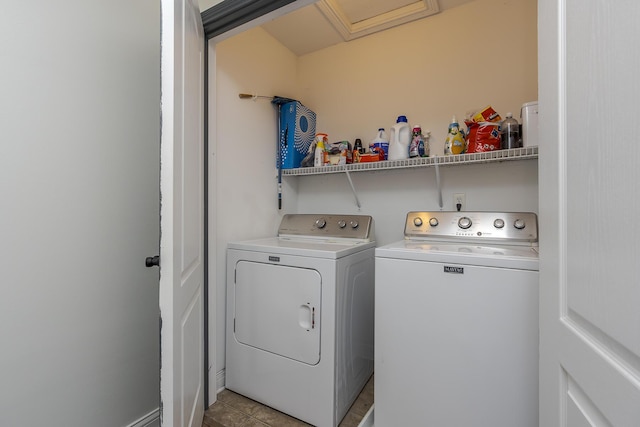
422 130 431 157
314 133 328 167
409 125 424 158
444 116 466 155
500 112 520 149
354 138 364 154
388 115 411 161
370 128 389 160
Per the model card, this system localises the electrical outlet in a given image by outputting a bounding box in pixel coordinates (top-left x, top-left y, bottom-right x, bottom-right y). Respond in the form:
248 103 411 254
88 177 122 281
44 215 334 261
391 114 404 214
454 193 465 211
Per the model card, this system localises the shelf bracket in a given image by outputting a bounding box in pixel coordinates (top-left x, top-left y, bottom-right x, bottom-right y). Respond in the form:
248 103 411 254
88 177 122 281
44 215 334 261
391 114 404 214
344 170 361 209
434 161 443 209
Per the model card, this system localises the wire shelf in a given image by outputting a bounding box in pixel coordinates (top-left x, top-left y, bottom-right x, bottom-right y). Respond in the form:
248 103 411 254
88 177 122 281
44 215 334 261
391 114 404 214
281 146 538 176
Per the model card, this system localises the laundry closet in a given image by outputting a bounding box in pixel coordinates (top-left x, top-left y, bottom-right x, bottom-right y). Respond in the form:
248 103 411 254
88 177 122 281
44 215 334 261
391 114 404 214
209 0 538 392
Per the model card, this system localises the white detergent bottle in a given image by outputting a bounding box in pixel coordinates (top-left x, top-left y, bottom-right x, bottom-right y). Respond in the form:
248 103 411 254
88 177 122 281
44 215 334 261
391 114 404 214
370 128 389 160
388 115 411 161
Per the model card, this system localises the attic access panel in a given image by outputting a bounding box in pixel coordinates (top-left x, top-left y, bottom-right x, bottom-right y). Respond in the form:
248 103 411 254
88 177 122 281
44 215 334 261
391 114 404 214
317 0 440 41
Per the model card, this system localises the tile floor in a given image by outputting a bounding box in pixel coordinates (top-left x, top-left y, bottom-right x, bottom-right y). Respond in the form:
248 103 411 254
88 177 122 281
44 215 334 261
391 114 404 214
202 374 374 427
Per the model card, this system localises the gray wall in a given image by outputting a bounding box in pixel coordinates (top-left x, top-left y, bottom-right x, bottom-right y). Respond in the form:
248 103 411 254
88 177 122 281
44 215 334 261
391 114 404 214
0 1 161 426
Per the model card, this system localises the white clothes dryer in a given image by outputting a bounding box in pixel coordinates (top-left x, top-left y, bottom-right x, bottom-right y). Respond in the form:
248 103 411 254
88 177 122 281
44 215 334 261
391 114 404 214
375 211 539 427
226 214 375 427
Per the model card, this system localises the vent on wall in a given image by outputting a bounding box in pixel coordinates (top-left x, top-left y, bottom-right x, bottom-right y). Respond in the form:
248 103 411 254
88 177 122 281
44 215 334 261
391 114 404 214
316 0 440 41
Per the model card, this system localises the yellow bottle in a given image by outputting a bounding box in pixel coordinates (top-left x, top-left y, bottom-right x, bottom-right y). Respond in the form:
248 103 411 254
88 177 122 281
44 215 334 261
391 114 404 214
444 116 466 155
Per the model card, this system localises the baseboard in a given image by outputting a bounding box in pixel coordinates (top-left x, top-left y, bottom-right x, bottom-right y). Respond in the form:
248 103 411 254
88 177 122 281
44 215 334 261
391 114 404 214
126 408 160 427
216 368 226 393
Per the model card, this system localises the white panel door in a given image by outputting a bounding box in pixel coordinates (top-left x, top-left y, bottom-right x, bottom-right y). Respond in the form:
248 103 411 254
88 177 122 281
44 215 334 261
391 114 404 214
539 0 640 426
159 0 205 426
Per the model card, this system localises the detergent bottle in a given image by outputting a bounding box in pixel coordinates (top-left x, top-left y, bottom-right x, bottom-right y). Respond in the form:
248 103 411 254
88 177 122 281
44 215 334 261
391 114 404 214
370 128 389 160
388 115 411 161
409 125 424 158
444 116 466 155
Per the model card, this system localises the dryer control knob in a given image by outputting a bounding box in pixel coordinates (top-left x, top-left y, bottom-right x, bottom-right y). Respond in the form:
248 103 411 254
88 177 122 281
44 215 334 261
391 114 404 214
458 217 472 229
337 220 347 228
414 217 423 227
315 219 327 229
429 217 439 227
494 218 505 229
350 220 359 229
514 219 526 229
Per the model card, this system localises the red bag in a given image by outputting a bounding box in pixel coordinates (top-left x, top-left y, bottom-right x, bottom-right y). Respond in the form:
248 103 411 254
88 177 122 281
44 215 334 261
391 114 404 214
465 121 501 153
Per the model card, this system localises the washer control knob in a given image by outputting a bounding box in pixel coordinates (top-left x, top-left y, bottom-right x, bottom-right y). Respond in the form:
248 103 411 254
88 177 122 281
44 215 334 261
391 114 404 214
429 217 439 227
493 218 505 229
514 219 526 229
458 217 472 229
315 219 326 229
413 217 423 227
337 220 347 228
350 220 359 229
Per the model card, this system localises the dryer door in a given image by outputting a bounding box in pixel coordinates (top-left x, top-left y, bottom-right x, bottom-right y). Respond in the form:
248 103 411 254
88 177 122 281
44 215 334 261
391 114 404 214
234 261 321 365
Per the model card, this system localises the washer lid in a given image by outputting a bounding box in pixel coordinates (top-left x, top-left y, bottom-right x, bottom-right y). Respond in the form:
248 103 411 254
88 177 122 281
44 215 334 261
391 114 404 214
228 236 376 259
375 240 539 270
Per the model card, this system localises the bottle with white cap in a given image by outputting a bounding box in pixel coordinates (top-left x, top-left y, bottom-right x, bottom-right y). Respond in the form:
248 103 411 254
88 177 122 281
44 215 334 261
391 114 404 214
500 112 520 149
370 128 389 160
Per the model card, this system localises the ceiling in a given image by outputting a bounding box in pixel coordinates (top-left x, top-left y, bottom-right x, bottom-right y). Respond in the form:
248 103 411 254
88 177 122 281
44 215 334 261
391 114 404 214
260 0 476 56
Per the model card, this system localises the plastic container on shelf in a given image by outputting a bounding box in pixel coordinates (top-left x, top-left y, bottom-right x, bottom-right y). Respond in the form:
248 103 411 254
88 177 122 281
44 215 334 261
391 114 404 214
500 113 520 149
422 130 431 157
314 133 328 167
409 125 426 158
520 101 538 147
444 116 466 155
354 138 365 154
370 128 389 160
388 116 411 161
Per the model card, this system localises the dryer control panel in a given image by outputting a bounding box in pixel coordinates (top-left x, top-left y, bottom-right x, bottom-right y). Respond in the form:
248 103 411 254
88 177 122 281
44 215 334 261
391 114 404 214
278 214 373 240
404 211 538 244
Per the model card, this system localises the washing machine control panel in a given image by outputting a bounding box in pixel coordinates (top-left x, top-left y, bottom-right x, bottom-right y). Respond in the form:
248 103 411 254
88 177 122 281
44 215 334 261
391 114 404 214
278 214 373 240
404 211 538 244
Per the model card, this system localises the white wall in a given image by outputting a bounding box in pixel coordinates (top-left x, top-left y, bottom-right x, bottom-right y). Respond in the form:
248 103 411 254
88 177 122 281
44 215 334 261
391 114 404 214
0 1 161 426
294 0 538 245
212 0 538 380
297 0 538 153
294 160 538 245
213 26 300 379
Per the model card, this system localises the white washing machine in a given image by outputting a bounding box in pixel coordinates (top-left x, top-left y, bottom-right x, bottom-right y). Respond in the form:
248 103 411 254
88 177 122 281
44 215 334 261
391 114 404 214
226 214 375 427
375 211 539 427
